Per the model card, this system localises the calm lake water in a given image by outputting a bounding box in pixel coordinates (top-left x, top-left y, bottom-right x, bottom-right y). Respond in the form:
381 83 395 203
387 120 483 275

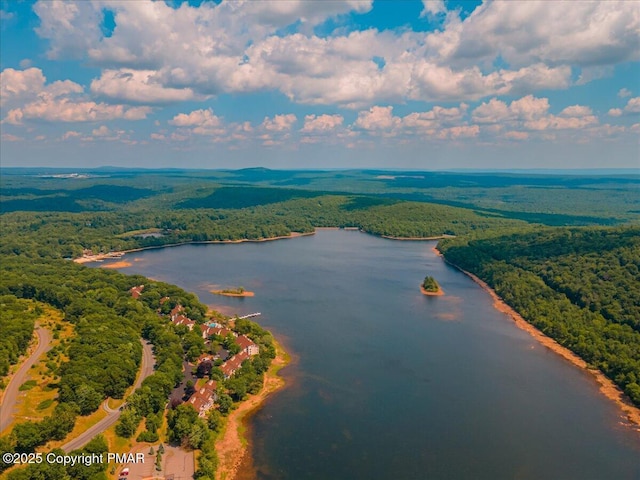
99 229 640 479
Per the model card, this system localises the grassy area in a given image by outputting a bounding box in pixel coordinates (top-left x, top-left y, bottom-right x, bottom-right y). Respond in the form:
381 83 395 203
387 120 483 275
10 305 71 426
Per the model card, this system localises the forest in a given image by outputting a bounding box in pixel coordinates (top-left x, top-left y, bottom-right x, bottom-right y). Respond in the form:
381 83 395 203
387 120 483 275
439 226 640 405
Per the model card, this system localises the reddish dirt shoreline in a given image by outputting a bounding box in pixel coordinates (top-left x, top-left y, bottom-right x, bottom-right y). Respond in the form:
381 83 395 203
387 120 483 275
73 232 315 264
215 340 289 480
438 247 640 431
420 285 444 296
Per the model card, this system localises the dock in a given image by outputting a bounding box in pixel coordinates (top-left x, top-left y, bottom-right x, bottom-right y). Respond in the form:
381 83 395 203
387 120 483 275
237 312 261 319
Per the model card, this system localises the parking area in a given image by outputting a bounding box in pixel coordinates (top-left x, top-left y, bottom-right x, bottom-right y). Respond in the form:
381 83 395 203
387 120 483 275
118 445 194 480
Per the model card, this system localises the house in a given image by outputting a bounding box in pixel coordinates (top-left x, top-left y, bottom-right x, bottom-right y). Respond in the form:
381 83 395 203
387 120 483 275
172 314 195 331
187 380 217 417
220 351 250 379
236 335 259 356
204 326 235 340
170 304 184 320
129 285 144 299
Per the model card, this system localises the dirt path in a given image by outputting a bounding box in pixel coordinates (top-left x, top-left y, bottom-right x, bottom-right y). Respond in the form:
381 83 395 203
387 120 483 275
61 340 155 452
215 343 288 480
0 327 52 433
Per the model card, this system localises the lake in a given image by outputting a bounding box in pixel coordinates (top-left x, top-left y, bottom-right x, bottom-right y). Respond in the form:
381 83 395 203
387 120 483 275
99 229 640 479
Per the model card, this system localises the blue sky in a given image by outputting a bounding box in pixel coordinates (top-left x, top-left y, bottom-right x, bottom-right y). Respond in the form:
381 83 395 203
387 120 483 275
1 0 638 169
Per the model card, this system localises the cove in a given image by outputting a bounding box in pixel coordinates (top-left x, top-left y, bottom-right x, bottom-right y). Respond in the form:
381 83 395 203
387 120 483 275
98 229 640 479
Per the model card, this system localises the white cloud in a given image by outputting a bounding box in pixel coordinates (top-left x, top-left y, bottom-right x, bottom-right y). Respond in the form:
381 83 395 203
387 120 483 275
5 98 150 125
618 88 632 98
439 125 479 139
31 0 632 107
91 69 204 104
559 105 593 117
0 68 47 106
1 67 152 124
472 95 598 133
355 106 400 131
262 114 297 132
429 1 640 68
92 125 110 137
624 97 640 113
301 114 344 132
34 0 103 59
420 0 446 18
169 109 222 128
608 108 623 117
61 131 81 140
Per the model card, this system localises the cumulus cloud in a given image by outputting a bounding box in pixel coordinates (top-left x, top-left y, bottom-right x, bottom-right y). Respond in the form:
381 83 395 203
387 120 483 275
559 105 593 117
420 0 446 18
428 1 640 68
1 67 152 124
355 106 399 131
31 0 635 106
262 114 297 132
301 114 344 132
608 108 623 117
5 97 150 124
91 69 204 104
169 108 226 137
61 131 81 140
170 109 222 128
624 97 640 113
471 94 598 133
92 125 110 137
0 68 47 106
618 88 632 98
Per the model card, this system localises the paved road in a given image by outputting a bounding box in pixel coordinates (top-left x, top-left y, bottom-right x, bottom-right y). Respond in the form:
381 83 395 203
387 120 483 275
62 340 155 452
0 327 52 433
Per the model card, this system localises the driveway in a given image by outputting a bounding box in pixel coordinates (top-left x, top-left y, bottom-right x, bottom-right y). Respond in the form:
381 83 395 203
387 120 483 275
0 327 52 433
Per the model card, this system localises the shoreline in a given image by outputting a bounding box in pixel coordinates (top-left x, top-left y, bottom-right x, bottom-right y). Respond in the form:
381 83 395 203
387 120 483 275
73 231 315 264
215 338 290 480
382 234 455 241
438 247 640 431
420 285 444 296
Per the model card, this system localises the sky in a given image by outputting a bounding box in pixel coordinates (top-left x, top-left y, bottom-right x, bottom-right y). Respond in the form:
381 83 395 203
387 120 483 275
0 0 639 170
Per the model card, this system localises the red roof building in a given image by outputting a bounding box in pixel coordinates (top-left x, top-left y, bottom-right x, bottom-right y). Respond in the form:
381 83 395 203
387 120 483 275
187 380 218 417
129 285 144 299
236 335 260 356
220 351 250 379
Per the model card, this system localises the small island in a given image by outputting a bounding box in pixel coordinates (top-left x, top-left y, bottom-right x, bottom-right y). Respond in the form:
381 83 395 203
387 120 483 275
211 286 255 297
421 276 443 296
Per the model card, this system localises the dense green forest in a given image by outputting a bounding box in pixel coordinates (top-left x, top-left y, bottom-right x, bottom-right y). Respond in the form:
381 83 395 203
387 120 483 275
3 168 638 225
0 296 38 379
0 195 524 259
439 226 640 405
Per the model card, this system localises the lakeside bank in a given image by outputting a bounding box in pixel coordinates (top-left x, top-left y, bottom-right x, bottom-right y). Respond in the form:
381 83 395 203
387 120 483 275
436 246 640 431
73 231 315 264
215 337 290 480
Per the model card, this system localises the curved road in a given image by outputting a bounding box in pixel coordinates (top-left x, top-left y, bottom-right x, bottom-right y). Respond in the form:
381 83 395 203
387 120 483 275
62 340 155 452
0 327 52 433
